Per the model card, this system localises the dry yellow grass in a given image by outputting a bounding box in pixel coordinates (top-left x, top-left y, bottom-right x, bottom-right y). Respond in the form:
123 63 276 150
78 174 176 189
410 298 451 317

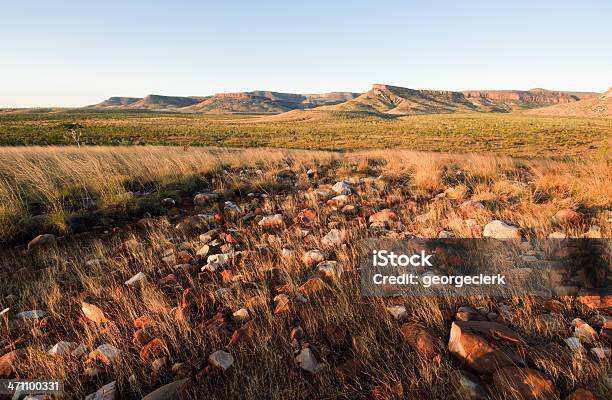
0 146 610 399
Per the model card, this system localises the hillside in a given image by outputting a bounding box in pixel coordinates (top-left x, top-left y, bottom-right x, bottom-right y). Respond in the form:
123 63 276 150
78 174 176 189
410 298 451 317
526 87 612 117
181 93 292 113
125 94 204 110
324 84 598 115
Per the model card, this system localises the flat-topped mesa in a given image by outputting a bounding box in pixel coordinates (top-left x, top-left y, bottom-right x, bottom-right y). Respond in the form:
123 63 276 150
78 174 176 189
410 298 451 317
214 92 256 100
462 90 579 104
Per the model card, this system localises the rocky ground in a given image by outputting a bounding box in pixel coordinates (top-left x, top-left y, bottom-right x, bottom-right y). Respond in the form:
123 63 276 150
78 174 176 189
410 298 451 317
0 152 611 399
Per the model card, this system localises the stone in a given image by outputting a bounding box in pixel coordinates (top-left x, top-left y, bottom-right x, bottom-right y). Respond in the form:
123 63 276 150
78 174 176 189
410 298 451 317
259 214 284 228
492 367 558 400
208 350 234 370
386 305 408 321
82 302 108 324
400 323 439 359
566 388 599 400
317 260 343 279
0 348 26 377
590 347 611 360
564 337 585 353
460 201 486 217
299 278 326 296
322 229 346 247
48 341 78 356
572 318 598 344
302 250 326 266
27 234 56 250
332 180 352 195
89 343 119 365
205 253 229 270
295 348 323 373
554 209 583 224
328 195 350 207
449 370 488 400
141 378 191 400
281 248 296 258
199 229 220 243
125 271 146 286
196 245 210 257
369 209 397 223
71 343 87 357
85 380 118 400
456 306 486 321
274 294 292 316
140 338 166 363
161 198 175 207
16 310 46 321
548 231 567 239
194 193 218 206
448 321 526 374
294 209 316 227
483 220 521 239
232 308 250 323
227 320 256 349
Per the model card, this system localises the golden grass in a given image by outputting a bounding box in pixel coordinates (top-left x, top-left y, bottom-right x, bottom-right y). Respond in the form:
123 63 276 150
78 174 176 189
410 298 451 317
0 146 610 399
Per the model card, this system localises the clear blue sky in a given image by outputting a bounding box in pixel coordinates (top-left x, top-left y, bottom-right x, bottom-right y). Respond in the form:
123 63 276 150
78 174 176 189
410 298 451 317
1 0 611 107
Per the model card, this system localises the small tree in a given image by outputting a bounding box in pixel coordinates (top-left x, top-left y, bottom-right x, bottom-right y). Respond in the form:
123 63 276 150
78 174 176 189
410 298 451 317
64 122 84 147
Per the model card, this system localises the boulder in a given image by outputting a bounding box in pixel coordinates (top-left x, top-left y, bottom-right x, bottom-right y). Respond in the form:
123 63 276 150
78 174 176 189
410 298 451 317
258 214 284 229
483 220 521 240
89 343 120 365
448 321 526 374
492 367 558 400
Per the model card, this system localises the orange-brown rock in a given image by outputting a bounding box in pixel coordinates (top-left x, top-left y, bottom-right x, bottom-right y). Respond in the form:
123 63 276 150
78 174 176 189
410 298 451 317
566 388 600 400
492 366 558 400
140 338 166 363
369 209 397 223
554 209 583 224
448 321 526 374
0 349 26 377
294 209 317 227
299 278 326 296
227 320 256 349
400 323 439 359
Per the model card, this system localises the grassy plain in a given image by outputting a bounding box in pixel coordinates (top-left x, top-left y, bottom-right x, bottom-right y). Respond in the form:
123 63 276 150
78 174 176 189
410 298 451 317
0 109 610 156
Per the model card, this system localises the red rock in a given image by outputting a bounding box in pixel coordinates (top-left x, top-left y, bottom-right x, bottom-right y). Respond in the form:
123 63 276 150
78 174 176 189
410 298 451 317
400 323 439 359
140 338 166 363
294 209 317 227
227 320 256 349
369 209 397 223
566 388 600 400
554 209 583 224
448 321 526 374
134 316 153 329
274 296 292 316
299 278 326 296
81 301 108 325
492 367 558 400
542 299 564 313
0 349 26 377
133 327 156 347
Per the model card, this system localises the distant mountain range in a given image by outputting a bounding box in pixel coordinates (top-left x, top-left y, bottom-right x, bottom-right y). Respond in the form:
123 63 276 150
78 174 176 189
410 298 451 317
86 84 607 116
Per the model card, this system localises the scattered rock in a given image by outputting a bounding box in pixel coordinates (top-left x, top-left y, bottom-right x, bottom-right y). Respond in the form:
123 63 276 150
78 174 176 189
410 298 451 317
27 234 56 250
194 193 218 206
492 366 558 400
400 323 439 359
48 341 78 356
299 278 326 296
448 321 525 374
322 229 346 247
369 209 397 223
295 348 323 373
0 348 26 377
141 378 191 400
302 250 326 266
85 380 118 400
386 305 408 321
259 214 284 229
89 343 120 365
554 209 583 224
232 308 250 323
460 201 486 218
125 271 146 286
483 220 521 240
332 180 352 195
208 350 234 370
82 302 108 325
449 369 489 400
16 309 46 321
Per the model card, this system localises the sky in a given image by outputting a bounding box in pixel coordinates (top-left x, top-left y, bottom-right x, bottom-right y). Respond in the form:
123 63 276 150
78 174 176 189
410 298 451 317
1 1 611 107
